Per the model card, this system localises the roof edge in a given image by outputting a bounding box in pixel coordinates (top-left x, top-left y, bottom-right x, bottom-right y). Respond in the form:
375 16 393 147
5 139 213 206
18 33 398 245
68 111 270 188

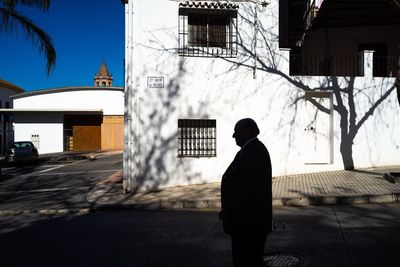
0 79 25 93
11 86 124 99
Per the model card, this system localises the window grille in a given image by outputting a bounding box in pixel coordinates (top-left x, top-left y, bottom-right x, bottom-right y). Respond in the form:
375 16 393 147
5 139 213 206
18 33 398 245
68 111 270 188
178 7 238 57
178 119 216 157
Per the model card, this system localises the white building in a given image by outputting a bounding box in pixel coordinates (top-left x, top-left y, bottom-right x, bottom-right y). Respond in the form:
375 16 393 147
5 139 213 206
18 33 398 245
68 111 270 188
0 79 24 154
123 0 400 191
2 63 125 154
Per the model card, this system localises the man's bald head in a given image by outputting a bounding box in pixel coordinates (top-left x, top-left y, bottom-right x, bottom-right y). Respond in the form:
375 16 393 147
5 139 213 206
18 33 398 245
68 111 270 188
236 118 260 137
233 118 260 147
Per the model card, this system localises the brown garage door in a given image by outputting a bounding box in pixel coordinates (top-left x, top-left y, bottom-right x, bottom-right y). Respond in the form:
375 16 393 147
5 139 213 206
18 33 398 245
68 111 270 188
73 125 101 151
101 115 124 149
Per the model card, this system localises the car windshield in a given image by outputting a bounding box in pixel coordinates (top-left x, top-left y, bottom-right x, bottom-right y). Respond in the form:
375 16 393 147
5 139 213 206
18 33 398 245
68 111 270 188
11 142 33 148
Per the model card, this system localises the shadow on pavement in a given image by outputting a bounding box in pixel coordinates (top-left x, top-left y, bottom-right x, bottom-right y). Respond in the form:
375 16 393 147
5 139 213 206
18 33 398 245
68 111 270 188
1 205 400 267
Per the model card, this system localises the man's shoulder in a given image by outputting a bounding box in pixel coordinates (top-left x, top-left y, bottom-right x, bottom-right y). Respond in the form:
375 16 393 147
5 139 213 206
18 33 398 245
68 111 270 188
248 139 270 157
247 138 266 150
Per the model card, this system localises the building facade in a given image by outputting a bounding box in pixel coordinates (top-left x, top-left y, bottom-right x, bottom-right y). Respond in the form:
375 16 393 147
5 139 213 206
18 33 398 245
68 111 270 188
123 0 400 191
4 63 124 154
0 79 24 154
11 87 124 154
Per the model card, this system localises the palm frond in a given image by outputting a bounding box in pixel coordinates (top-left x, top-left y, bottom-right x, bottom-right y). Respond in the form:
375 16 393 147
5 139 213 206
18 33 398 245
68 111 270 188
1 0 51 11
0 7 56 74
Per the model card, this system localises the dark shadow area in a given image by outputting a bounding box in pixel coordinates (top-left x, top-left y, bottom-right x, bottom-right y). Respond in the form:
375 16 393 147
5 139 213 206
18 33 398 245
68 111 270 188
0 210 226 267
0 153 123 213
1 204 400 266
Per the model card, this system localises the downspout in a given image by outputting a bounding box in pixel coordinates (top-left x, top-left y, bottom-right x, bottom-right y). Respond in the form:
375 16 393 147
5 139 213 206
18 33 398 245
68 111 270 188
393 1 400 107
123 0 140 193
397 42 400 107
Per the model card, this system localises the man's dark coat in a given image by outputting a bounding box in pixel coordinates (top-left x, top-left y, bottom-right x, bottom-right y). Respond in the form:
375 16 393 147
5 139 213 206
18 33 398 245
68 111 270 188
221 138 272 235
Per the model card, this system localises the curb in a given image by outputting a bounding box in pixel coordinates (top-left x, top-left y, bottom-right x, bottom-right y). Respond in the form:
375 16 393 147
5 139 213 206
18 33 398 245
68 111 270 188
90 193 400 211
2 194 400 216
0 208 91 216
273 193 400 206
39 150 122 163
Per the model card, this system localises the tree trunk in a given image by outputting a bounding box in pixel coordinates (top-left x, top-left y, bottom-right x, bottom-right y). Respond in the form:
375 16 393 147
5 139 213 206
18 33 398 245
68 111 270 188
397 82 400 107
397 42 400 107
340 137 355 170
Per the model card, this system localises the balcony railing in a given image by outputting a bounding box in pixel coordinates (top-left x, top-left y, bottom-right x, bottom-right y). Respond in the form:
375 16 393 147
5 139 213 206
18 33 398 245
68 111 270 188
290 54 397 77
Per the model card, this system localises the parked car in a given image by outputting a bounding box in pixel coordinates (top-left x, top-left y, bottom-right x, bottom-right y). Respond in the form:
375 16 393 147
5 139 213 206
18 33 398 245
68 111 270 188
5 141 39 164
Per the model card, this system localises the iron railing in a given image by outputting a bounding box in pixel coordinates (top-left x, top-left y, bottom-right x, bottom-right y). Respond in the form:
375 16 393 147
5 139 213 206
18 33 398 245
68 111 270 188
178 8 237 58
177 119 216 157
290 54 398 77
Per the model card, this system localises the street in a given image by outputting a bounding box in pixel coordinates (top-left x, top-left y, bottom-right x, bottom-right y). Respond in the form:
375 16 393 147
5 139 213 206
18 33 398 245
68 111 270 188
1 154 399 267
0 153 122 212
1 203 399 267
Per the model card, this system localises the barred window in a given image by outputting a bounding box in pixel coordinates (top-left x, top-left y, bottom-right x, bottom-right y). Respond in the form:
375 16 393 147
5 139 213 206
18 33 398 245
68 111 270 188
178 7 238 57
178 119 216 157
188 15 228 48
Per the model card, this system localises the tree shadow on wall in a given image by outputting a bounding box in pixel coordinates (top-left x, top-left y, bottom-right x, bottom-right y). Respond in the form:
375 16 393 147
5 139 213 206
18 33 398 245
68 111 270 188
126 54 211 192
219 3 398 171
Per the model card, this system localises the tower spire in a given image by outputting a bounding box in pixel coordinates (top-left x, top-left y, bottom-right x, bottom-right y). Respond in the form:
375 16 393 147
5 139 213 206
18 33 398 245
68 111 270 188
94 62 113 87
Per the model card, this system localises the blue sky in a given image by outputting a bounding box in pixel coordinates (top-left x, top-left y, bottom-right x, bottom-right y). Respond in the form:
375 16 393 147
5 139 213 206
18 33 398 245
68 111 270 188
0 0 124 91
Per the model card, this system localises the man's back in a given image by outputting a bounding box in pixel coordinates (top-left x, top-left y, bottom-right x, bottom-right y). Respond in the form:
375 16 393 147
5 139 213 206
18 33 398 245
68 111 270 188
221 138 272 233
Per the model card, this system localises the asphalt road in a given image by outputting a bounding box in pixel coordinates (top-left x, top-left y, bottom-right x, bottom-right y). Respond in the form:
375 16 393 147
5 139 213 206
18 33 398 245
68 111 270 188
0 204 399 267
0 153 122 212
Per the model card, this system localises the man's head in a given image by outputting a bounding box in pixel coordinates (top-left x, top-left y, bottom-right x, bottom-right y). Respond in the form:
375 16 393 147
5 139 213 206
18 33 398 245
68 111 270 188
232 118 260 147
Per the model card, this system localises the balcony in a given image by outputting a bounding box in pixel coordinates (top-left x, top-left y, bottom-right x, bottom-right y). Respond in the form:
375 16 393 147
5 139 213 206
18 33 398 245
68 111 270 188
290 53 397 77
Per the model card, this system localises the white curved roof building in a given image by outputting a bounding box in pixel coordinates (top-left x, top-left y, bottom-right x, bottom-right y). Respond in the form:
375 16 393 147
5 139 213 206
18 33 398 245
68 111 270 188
9 86 124 154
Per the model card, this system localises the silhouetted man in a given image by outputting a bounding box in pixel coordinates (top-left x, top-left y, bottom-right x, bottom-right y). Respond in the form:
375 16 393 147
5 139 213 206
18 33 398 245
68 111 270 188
220 118 272 267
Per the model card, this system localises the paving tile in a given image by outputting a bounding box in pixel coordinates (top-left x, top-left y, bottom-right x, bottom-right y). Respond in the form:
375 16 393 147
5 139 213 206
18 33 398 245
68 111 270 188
88 166 400 209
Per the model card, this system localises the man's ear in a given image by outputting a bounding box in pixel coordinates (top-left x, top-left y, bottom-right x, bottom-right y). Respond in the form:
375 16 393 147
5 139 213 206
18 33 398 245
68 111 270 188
243 128 252 139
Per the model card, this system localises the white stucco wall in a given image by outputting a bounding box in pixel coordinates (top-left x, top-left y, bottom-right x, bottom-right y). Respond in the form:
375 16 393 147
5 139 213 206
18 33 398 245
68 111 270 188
14 113 64 154
124 0 400 190
13 88 124 115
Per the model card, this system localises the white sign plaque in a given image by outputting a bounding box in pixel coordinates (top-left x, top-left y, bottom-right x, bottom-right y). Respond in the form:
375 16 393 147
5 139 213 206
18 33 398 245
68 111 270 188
147 77 164 88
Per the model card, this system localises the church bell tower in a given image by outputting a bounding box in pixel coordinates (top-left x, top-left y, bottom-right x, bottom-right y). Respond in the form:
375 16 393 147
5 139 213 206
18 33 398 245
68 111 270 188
94 62 113 87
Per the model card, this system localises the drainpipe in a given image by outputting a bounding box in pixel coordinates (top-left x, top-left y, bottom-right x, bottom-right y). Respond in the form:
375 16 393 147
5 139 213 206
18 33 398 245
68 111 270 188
123 0 140 193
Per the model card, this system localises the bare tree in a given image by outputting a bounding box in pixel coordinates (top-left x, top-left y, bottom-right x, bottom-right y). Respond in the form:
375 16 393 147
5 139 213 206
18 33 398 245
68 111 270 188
137 3 397 172
222 5 397 170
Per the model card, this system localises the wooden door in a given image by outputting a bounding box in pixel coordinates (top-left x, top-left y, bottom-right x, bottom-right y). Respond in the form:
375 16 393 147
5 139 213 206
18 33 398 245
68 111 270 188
101 116 124 149
73 125 101 151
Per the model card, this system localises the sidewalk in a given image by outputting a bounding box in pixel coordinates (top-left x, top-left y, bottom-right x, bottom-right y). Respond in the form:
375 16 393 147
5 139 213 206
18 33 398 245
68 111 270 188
38 149 122 162
88 165 400 210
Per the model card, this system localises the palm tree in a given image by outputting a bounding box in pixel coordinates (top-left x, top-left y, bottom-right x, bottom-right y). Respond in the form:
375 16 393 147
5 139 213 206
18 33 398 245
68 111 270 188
0 0 56 74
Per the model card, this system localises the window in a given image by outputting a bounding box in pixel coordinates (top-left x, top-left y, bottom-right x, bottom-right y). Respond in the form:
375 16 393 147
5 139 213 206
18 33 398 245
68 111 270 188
5 102 10 108
178 4 238 57
178 119 216 157
188 15 228 48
